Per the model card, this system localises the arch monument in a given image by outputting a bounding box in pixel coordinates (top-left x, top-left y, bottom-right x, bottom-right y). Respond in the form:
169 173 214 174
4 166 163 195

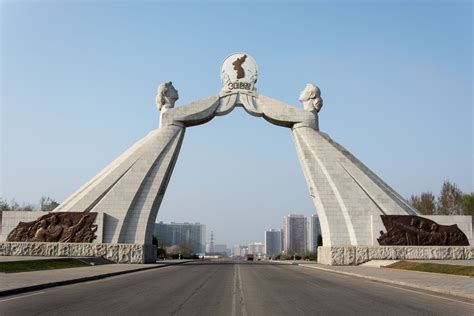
2 53 471 264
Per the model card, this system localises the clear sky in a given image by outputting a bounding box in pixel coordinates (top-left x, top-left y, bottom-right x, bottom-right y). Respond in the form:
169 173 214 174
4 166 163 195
1 0 472 248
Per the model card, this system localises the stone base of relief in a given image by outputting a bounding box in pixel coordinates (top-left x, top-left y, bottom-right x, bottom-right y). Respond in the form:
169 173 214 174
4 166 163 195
317 246 473 265
0 242 157 264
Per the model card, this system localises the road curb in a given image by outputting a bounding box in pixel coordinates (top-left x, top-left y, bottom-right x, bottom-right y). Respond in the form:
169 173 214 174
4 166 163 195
0 260 190 297
298 264 474 300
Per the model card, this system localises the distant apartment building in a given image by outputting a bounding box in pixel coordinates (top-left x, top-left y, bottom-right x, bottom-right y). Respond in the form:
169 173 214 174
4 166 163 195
306 214 321 253
283 214 307 254
247 242 264 256
232 245 240 257
265 229 282 256
233 245 248 257
154 221 206 253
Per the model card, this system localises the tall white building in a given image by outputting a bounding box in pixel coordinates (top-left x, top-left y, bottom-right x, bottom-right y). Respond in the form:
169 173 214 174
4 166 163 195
306 214 321 253
233 245 248 257
247 242 264 256
283 214 307 254
265 229 282 256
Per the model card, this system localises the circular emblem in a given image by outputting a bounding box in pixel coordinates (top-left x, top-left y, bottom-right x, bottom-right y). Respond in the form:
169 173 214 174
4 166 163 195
220 53 258 91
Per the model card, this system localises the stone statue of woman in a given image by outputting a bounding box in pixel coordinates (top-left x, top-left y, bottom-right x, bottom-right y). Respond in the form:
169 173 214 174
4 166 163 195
156 81 179 112
299 83 323 114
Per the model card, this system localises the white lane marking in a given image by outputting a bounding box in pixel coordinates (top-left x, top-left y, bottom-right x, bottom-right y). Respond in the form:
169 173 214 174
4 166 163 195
231 264 237 316
237 264 248 316
0 291 45 302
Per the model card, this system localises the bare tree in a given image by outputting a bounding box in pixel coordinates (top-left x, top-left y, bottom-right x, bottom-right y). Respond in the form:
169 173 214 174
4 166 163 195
40 196 59 212
9 200 21 211
9 199 36 212
409 192 436 215
437 181 465 215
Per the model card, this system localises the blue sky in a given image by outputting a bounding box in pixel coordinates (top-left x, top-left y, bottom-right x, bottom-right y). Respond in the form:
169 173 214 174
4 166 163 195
1 0 472 247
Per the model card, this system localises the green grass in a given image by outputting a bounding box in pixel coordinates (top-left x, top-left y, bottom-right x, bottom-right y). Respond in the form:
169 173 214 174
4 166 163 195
385 261 474 277
0 258 89 273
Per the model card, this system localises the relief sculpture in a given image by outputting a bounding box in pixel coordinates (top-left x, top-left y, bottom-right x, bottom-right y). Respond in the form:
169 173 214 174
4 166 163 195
7 212 98 243
377 215 469 246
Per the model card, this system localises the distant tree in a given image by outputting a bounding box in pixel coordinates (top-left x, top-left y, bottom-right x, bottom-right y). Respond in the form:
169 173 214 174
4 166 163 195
40 196 59 212
304 252 317 261
409 192 437 215
154 232 168 248
178 242 193 255
0 198 10 211
462 193 474 216
165 245 180 255
9 200 20 211
437 181 465 215
21 205 36 212
8 199 36 212
157 247 167 259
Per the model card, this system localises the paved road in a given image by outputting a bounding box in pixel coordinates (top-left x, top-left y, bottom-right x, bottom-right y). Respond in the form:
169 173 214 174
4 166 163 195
0 261 473 315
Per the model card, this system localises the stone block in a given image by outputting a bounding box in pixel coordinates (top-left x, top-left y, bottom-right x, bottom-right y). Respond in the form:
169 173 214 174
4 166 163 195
95 244 107 257
329 247 344 265
46 243 58 256
405 247 438 259
343 246 355 265
11 242 32 256
118 245 131 263
0 242 11 256
452 247 465 260
438 247 452 259
58 243 71 256
70 243 94 257
9 243 19 256
368 247 391 260
355 247 368 264
387 246 405 260
369 246 405 260
30 243 47 256
107 244 120 263
317 246 330 265
425 247 440 259
130 244 144 264
465 247 473 260
405 247 421 259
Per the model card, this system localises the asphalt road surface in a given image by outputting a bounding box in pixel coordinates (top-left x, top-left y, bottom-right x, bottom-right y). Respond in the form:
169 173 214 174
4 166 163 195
1 261 473 315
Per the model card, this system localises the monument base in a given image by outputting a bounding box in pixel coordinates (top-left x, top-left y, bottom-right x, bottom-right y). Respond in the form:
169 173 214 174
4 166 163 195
317 246 473 266
0 242 157 264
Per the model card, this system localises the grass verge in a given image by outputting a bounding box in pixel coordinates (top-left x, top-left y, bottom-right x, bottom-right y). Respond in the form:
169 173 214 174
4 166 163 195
0 259 89 273
385 261 474 277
